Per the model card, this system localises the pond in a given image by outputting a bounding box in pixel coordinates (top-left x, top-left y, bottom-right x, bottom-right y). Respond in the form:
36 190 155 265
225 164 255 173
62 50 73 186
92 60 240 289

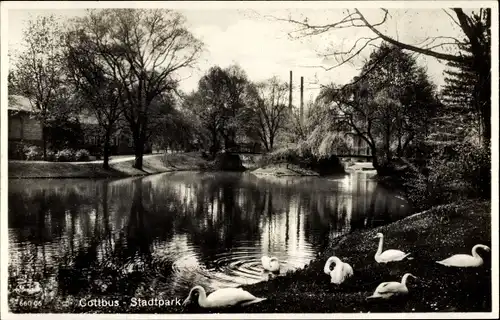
8 171 412 307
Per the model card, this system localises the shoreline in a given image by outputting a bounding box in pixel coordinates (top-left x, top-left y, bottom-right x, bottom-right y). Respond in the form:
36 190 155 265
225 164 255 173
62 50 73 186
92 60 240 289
7 153 208 179
8 199 491 313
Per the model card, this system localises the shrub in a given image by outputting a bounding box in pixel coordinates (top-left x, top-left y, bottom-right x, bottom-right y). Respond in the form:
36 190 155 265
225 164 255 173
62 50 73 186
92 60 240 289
46 150 56 162
259 146 345 175
402 141 491 210
75 149 90 161
55 149 76 162
23 145 43 161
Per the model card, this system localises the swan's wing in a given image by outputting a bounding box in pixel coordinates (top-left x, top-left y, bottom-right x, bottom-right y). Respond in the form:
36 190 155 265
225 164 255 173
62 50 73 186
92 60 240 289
380 249 407 260
376 282 403 294
438 254 477 266
206 288 257 307
261 256 270 269
343 262 354 276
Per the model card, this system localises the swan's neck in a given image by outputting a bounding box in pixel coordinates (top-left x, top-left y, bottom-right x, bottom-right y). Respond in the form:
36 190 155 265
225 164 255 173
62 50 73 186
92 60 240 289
471 245 483 259
401 274 411 286
324 258 336 274
196 289 208 308
376 237 384 255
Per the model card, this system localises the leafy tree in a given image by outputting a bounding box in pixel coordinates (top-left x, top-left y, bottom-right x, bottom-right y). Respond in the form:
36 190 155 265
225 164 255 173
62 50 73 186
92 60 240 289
10 14 66 160
73 9 203 169
319 43 439 172
188 65 257 155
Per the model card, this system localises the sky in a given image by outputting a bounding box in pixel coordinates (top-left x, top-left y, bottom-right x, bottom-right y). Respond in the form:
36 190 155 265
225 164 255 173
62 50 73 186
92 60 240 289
6 6 470 105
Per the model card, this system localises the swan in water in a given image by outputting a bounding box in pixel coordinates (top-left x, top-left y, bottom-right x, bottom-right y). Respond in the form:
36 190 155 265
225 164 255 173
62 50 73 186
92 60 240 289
436 244 490 267
374 233 412 263
261 255 280 273
367 273 417 299
323 256 354 284
182 285 267 308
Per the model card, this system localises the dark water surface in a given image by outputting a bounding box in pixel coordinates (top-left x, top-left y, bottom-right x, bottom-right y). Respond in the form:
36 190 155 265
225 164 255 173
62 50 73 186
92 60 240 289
8 171 412 306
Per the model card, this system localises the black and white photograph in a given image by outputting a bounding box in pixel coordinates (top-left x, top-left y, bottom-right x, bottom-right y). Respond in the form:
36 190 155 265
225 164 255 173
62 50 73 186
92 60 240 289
0 1 498 318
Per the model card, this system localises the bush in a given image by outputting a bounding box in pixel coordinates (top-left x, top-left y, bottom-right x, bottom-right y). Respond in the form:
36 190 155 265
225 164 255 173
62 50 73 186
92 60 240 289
75 149 90 161
23 145 43 161
55 149 76 162
260 146 345 175
402 142 491 211
46 150 56 162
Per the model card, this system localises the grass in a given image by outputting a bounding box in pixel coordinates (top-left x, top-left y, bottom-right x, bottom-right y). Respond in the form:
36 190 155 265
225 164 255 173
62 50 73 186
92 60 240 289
8 153 208 179
231 199 492 314
175 200 492 314
10 199 490 314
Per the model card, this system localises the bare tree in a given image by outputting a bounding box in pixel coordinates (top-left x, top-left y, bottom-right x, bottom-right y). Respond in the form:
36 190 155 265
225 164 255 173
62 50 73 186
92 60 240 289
250 77 290 152
273 8 491 146
11 15 66 160
74 9 204 169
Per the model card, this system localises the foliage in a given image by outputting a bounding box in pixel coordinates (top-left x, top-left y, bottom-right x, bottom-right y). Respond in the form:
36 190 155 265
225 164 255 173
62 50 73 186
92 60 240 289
317 43 439 171
260 145 345 175
45 115 84 151
75 149 91 161
10 14 67 159
403 142 491 210
187 65 259 155
23 145 44 161
55 149 76 162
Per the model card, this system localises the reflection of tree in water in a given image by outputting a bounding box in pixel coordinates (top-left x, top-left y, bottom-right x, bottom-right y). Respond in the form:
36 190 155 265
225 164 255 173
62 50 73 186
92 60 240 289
8 172 414 309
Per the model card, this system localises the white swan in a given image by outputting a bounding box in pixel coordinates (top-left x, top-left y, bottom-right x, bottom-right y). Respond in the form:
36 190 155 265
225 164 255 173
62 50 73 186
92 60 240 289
261 255 280 273
436 244 490 267
367 273 417 299
182 285 267 308
374 233 412 263
323 256 354 284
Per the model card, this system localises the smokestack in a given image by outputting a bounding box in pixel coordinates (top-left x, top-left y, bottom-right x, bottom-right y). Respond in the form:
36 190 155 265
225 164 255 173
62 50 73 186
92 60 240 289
289 71 293 109
300 76 304 124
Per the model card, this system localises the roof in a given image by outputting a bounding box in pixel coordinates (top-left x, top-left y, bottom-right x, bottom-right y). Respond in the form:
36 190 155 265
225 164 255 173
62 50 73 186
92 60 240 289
8 95 37 113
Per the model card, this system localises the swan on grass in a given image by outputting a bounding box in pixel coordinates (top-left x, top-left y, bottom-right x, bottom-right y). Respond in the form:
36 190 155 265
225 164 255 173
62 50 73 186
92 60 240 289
436 244 490 267
374 233 412 263
323 256 354 284
261 255 280 273
367 273 418 299
182 286 267 308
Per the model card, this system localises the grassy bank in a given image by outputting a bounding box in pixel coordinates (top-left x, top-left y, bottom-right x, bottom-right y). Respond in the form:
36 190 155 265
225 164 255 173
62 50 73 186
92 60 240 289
232 199 492 314
179 199 491 314
11 199 490 314
8 153 210 179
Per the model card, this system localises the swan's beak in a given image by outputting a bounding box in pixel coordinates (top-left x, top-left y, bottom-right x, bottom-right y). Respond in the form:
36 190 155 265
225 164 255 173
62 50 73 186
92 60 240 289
182 298 190 307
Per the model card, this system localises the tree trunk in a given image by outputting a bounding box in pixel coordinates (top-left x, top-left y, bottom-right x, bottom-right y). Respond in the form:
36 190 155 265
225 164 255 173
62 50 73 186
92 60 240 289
134 142 143 170
42 125 47 161
103 129 111 170
370 146 384 174
133 129 144 170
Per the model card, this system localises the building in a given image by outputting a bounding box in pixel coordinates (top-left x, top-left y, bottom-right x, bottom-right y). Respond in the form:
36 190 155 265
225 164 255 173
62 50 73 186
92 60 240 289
7 95 43 159
7 95 151 159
